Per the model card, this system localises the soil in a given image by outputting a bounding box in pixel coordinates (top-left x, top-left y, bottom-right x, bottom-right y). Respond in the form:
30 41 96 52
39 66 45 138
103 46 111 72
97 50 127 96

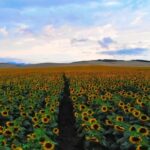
58 74 84 150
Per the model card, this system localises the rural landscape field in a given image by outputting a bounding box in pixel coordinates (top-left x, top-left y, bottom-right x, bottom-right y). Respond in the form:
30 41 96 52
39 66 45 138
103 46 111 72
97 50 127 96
0 0 150 149
0 66 149 150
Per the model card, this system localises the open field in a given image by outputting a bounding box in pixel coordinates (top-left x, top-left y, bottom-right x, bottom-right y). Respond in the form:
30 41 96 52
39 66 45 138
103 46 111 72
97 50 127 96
0 66 149 150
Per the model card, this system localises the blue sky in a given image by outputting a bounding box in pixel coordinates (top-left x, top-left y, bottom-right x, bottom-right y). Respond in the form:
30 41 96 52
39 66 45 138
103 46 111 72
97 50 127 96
0 0 150 63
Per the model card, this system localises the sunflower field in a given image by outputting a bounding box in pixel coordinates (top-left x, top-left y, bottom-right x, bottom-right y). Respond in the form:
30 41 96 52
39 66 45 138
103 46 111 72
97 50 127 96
0 67 149 150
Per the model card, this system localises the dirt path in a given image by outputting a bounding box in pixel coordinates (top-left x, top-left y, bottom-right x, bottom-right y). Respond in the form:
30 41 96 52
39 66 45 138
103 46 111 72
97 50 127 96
58 74 84 150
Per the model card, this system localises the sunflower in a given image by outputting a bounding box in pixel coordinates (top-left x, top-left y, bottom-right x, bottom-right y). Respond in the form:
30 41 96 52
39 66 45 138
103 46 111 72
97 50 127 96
81 111 88 117
3 129 13 137
79 104 86 111
0 126 3 134
91 123 100 131
85 136 99 143
105 119 113 126
41 116 50 124
114 125 125 132
89 118 97 124
101 106 108 112
1 110 9 117
87 109 94 116
116 116 124 122
32 117 38 123
42 141 55 150
52 128 59 136
128 107 135 113
6 121 14 127
11 144 17 150
136 145 148 150
129 126 136 132
13 126 19 132
138 127 149 136
34 124 40 128
118 101 124 107
136 99 142 105
139 114 149 122
39 137 46 144
132 110 141 118
1 140 6 146
14 147 23 150
82 116 89 122
129 136 142 145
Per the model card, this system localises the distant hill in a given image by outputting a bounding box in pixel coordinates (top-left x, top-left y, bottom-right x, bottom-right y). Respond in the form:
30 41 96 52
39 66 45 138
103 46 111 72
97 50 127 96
0 59 150 68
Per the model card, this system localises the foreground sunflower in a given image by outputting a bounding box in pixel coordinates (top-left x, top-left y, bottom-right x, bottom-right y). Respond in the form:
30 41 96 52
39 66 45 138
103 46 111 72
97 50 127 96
114 125 125 132
136 145 148 150
129 136 142 145
90 123 100 131
42 141 55 150
138 127 149 136
53 128 59 136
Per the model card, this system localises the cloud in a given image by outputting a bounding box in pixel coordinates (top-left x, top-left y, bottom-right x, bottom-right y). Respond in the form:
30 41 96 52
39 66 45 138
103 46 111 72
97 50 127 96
98 37 115 48
0 27 8 36
100 48 148 55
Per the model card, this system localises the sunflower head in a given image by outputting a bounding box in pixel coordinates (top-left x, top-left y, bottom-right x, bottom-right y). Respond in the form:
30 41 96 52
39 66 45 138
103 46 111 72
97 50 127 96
139 114 149 122
138 127 149 136
3 129 13 137
53 128 59 136
1 111 9 117
116 116 124 122
101 106 108 112
42 141 55 150
129 125 136 132
114 125 125 132
105 119 113 126
129 136 142 145
132 110 141 118
41 116 50 124
91 123 100 131
136 145 148 150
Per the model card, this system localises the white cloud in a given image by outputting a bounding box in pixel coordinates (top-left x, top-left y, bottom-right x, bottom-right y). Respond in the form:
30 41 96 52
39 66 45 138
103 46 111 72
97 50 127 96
0 24 149 63
0 27 8 36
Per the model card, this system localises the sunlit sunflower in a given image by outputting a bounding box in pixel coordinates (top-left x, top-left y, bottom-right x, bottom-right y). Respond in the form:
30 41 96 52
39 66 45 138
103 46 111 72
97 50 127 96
0 126 3 134
39 137 46 144
105 119 113 126
42 141 55 150
82 116 89 122
79 104 86 111
136 145 148 150
89 118 97 124
91 123 100 131
114 125 125 132
14 147 23 150
53 128 59 136
139 114 149 122
132 110 141 118
129 136 142 144
118 101 124 107
129 126 136 132
1 110 9 117
85 136 99 143
11 143 17 150
82 111 88 117
32 117 38 123
87 109 94 116
116 116 124 122
6 121 14 127
101 106 108 112
138 127 149 136
3 129 13 137
41 116 50 124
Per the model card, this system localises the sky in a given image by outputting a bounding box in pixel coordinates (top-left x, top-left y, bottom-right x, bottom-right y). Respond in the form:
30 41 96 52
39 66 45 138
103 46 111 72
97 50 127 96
0 0 150 63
